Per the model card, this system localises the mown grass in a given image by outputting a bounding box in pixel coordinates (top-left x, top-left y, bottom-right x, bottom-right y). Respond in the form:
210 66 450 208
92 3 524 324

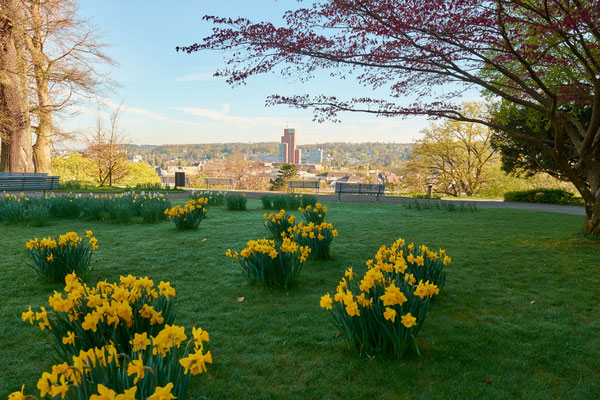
1 200 599 399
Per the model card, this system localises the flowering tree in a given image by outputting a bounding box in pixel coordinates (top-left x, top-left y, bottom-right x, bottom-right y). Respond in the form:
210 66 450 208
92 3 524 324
178 0 600 236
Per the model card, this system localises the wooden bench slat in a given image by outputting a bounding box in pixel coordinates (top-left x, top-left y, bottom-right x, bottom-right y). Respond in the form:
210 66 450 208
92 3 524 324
335 182 386 202
0 175 59 193
288 180 320 193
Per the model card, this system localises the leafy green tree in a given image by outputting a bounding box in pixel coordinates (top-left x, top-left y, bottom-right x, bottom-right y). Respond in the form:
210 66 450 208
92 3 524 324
118 162 160 187
410 102 498 197
51 153 96 184
269 163 298 191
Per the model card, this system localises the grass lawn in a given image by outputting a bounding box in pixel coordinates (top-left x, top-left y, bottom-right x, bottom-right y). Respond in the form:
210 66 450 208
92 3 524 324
1 200 599 399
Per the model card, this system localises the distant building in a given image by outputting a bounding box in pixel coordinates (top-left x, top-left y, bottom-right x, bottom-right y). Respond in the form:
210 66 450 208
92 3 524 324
278 142 288 163
280 128 300 164
302 147 323 164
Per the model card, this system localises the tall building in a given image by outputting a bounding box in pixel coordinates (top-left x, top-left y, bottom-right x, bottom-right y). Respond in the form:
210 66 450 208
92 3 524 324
280 128 299 164
278 143 288 163
302 147 323 164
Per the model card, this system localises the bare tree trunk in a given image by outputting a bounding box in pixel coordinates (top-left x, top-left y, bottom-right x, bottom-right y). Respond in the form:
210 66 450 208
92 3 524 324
0 2 34 172
26 0 53 173
0 140 7 171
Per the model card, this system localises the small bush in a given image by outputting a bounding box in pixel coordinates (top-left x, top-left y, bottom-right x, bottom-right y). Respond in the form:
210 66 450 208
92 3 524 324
191 190 225 206
25 231 98 282
105 197 133 223
47 195 82 218
411 193 442 200
0 193 28 223
291 222 338 260
260 194 275 209
261 194 312 210
403 200 477 212
165 198 208 230
225 193 247 211
301 194 318 208
272 195 289 210
226 238 310 288
299 202 327 224
27 202 50 226
137 196 170 223
504 188 581 205
81 196 107 221
263 210 297 240
286 194 302 209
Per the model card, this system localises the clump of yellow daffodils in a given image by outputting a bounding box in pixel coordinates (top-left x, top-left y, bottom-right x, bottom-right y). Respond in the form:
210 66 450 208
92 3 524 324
25 230 98 283
227 237 311 288
320 237 450 358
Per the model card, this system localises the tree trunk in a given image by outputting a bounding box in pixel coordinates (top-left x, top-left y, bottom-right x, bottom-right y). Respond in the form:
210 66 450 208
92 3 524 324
27 0 53 174
33 127 52 173
0 3 33 172
0 140 7 171
583 204 600 236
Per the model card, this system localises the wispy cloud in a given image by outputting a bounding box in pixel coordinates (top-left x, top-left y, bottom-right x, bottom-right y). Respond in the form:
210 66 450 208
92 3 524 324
175 72 218 82
175 106 284 128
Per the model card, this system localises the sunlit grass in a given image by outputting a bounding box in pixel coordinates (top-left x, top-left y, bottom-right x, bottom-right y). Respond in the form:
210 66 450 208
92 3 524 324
1 200 598 399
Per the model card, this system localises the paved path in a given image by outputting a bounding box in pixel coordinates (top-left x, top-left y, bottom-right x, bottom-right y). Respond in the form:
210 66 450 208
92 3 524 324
185 189 586 216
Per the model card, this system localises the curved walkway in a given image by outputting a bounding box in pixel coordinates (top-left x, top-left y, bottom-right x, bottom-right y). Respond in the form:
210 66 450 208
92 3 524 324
183 189 586 216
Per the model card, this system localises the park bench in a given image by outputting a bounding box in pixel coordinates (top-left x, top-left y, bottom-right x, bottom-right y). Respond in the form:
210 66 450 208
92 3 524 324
204 177 234 189
334 182 386 202
288 180 320 193
0 172 60 195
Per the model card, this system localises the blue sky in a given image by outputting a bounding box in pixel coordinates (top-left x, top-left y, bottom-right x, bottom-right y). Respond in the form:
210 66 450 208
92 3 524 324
66 0 441 146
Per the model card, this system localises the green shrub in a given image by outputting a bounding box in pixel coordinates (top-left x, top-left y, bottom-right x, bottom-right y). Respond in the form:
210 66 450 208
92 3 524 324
138 196 171 223
272 195 289 210
46 195 82 218
260 194 275 209
225 193 247 211
504 188 582 205
286 194 302 209
301 194 318 208
81 196 107 221
411 193 442 199
226 238 311 289
27 202 50 227
105 197 133 223
0 194 28 223
25 231 97 283
192 190 225 206
261 194 311 210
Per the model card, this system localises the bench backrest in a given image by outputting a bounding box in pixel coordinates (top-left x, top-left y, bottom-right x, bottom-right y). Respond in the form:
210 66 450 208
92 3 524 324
289 180 320 189
0 172 48 177
0 175 59 191
335 182 385 194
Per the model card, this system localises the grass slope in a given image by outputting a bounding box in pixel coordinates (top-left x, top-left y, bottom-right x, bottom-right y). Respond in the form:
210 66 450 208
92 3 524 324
1 200 598 399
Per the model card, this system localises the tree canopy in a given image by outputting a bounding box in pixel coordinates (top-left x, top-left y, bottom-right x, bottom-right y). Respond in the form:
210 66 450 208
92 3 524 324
180 0 600 236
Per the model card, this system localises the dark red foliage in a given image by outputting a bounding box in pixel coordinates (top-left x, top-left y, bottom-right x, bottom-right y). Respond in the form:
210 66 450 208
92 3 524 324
179 1 600 235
